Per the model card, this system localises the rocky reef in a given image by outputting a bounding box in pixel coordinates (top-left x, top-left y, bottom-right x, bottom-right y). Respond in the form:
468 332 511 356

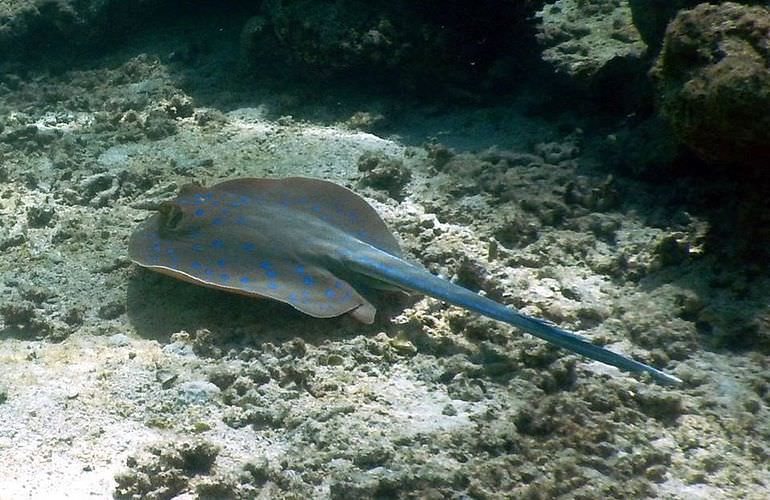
241 0 541 95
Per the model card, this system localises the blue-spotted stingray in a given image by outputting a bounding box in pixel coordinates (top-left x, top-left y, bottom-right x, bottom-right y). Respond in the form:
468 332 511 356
129 177 680 385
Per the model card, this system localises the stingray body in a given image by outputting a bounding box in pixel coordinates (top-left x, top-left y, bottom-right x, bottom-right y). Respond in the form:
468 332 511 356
129 177 680 385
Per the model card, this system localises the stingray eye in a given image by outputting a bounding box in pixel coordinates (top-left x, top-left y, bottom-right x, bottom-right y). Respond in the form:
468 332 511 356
158 202 185 233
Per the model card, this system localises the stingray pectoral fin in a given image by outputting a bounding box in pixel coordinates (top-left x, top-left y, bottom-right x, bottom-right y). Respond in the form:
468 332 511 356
130 216 375 321
348 301 376 324
211 177 404 257
278 265 377 321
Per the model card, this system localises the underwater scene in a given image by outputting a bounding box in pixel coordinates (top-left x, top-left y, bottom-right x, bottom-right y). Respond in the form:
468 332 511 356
0 1 769 498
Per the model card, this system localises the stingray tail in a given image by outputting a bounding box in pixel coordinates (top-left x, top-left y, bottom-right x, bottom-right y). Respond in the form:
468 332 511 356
348 249 681 385
490 309 681 385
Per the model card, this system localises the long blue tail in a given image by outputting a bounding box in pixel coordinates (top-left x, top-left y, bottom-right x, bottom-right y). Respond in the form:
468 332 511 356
348 249 681 385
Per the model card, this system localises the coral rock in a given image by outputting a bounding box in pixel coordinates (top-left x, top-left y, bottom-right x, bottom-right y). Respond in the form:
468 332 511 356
651 2 770 169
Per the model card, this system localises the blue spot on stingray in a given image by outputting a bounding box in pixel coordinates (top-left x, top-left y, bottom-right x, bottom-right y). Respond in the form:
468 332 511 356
268 281 278 290
166 248 175 255
191 261 202 270
204 268 213 276
212 217 223 226
259 261 271 270
265 269 278 279
334 280 342 289
241 242 256 252
151 242 161 252
325 289 336 299
312 204 321 212
189 230 202 240
194 208 205 217
203 193 213 200
216 258 226 267
239 195 250 204
192 243 203 253
303 275 314 286
235 216 247 225
295 265 305 275
219 273 230 282
211 239 224 249
210 200 220 207
289 292 298 302
240 276 250 284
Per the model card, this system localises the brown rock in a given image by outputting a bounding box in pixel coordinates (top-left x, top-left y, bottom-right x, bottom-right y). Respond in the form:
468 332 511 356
651 2 770 169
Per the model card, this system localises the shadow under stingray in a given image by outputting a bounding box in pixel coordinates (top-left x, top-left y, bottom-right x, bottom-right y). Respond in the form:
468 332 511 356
126 266 405 348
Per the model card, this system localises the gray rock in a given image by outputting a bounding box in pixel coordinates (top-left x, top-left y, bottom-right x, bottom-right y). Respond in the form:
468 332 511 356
177 380 222 405
107 334 131 347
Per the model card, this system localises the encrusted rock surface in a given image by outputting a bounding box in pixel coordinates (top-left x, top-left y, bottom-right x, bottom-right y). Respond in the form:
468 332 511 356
650 2 770 169
536 0 647 82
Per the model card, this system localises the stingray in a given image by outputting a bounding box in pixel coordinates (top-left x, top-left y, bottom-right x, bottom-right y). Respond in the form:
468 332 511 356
129 177 680 385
